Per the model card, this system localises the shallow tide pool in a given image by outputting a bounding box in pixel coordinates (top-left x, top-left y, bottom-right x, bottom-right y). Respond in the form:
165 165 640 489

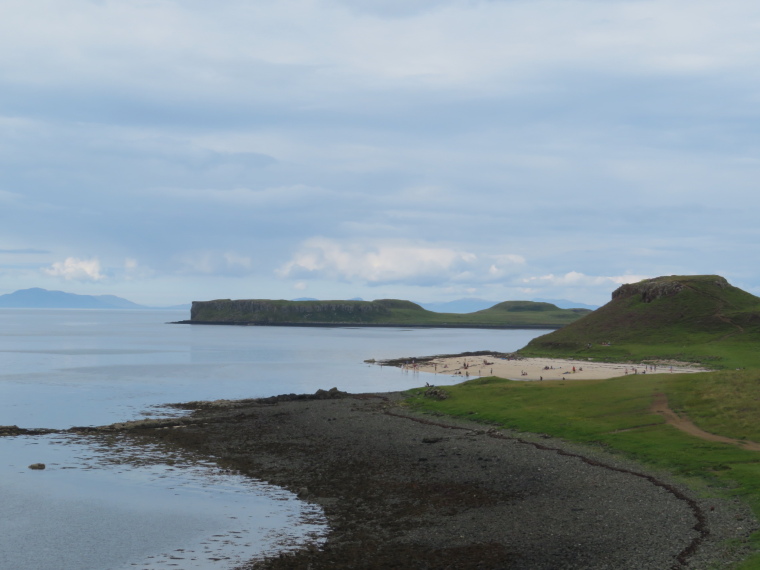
0 434 327 570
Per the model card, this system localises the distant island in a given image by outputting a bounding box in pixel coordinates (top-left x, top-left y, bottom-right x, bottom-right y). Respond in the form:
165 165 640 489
0 288 189 310
294 297 597 313
180 298 592 329
418 297 598 313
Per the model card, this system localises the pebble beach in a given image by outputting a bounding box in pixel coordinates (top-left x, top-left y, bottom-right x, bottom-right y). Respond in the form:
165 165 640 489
125 389 756 569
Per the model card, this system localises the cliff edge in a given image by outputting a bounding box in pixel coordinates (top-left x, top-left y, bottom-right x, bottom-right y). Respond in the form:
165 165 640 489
184 298 590 328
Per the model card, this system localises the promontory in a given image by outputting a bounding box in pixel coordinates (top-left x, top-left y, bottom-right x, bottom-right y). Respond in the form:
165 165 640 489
178 298 591 329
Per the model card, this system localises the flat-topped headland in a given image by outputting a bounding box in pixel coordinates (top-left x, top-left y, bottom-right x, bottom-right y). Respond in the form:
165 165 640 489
520 274 760 369
175 298 590 329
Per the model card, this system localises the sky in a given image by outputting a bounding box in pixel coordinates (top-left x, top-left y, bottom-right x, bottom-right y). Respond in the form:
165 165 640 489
2 0 760 307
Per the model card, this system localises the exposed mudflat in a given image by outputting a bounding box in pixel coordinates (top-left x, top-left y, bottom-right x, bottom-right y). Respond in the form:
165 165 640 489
124 391 756 569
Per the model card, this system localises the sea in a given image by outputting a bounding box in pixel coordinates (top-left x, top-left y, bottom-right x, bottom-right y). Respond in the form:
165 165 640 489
0 309 548 569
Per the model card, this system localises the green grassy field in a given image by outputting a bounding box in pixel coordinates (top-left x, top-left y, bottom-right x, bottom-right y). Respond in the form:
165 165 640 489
405 370 760 567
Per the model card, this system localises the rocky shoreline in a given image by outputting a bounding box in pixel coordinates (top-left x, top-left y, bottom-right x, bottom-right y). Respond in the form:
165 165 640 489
106 389 756 569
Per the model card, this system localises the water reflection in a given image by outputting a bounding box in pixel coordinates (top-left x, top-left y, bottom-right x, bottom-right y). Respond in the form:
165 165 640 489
0 309 546 568
0 433 327 570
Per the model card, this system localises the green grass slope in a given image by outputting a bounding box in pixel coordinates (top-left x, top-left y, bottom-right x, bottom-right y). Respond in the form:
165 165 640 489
520 275 760 368
189 298 591 328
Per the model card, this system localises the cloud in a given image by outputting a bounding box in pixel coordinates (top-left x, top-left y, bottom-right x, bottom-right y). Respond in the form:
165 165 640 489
0 248 49 254
278 237 524 285
43 257 105 281
522 271 650 288
1 1 760 306
119 257 156 280
161 185 329 208
174 250 254 276
279 238 475 284
333 0 452 18
0 190 24 204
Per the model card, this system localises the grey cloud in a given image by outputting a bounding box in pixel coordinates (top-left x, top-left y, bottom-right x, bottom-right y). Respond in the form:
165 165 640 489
332 0 453 17
0 248 50 254
2 0 760 304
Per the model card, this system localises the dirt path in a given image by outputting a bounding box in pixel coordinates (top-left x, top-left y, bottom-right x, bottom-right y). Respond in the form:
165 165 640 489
651 393 760 451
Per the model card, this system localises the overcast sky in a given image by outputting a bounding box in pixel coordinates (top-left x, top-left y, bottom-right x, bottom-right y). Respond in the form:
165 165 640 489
2 0 759 306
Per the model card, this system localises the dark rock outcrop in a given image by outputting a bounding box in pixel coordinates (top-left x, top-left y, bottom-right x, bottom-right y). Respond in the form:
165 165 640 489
612 276 729 303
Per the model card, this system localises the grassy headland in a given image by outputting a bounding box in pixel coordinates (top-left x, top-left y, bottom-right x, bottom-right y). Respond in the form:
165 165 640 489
187 298 590 328
407 275 760 567
520 274 760 369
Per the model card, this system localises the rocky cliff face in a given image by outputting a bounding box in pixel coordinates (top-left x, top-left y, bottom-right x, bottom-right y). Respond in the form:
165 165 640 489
612 276 729 304
190 299 397 322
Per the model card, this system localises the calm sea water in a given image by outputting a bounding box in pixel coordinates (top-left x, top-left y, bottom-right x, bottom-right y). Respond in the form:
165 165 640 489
0 309 547 569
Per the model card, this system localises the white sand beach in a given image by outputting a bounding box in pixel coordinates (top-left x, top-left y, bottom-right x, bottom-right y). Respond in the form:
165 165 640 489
406 355 708 382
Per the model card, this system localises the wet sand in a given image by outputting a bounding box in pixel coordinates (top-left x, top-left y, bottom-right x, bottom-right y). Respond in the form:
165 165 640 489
124 390 755 569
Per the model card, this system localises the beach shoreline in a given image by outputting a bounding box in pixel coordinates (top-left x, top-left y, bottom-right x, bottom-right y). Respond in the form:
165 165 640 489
385 353 709 382
122 388 753 569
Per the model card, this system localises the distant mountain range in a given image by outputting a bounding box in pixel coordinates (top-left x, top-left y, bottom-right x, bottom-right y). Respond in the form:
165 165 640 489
0 288 189 310
1 288 595 313
419 297 598 313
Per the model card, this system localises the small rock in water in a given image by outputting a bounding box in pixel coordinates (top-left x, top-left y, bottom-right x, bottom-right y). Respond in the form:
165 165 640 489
28 463 46 470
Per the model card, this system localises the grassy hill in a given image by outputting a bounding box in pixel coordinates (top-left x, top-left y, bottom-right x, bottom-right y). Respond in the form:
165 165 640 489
520 275 760 368
187 298 591 328
404 275 760 567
